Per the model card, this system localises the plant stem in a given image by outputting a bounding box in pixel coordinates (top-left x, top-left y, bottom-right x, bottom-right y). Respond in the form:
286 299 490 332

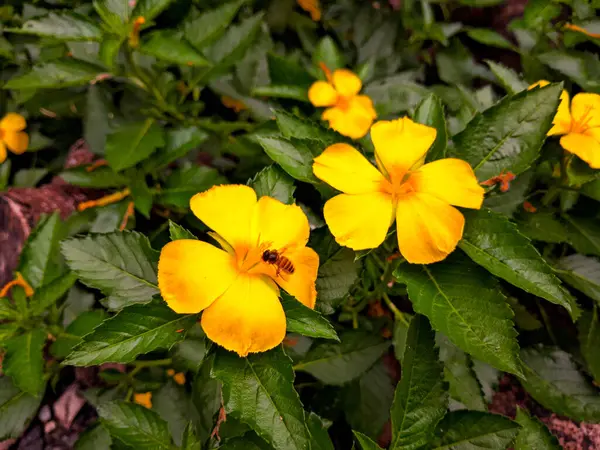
129 358 172 377
382 292 409 326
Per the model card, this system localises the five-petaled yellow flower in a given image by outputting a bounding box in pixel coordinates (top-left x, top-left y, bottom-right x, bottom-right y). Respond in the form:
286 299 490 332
530 80 600 168
313 117 485 264
0 113 28 164
308 67 376 139
158 185 319 356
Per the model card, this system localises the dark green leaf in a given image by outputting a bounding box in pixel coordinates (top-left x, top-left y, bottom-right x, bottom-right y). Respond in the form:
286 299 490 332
219 433 271 449
514 407 561 450
129 172 153 218
0 160 10 191
450 83 562 181
0 376 43 440
143 126 209 172
13 168 48 188
0 324 20 347
249 165 296 204
274 110 340 145
365 78 428 116
4 60 100 89
173 333 208 372
522 0 561 28
414 94 448 162
2 330 47 397
61 231 159 310
181 422 202 450
64 300 195 366
252 85 309 102
312 36 344 71
141 31 210 66
354 431 383 450
153 380 199 446
282 294 339 341
75 424 112 450
483 170 533 217
255 135 318 184
184 0 245 49
157 166 226 208
105 119 165 172
30 272 77 316
516 212 567 244
51 310 107 359
460 209 580 319
564 215 600 257
538 51 600 91
213 346 311 450
506 297 543 331
392 319 410 363
556 254 600 305
431 411 520 449
191 357 221 443
84 84 115 155
94 0 132 33
294 332 389 385
59 167 127 188
466 29 514 49
307 413 334 450
394 253 522 376
578 308 600 383
169 221 197 241
390 315 447 449
486 60 528 95
9 12 102 41
132 0 174 22
98 401 172 449
267 54 314 88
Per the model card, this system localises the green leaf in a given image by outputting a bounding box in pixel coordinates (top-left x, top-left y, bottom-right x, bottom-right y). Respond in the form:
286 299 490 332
191 357 221 443
460 209 580 319
313 36 344 71
184 0 245 49
249 165 296 204
181 422 202 450
394 253 522 376
61 231 160 310
75 424 113 450
431 411 520 449
274 110 340 145
506 297 543 331
2 329 47 397
556 254 600 305
63 300 195 366
563 215 600 257
466 28 515 50
0 376 43 440
157 166 226 208
129 172 153 218
98 401 172 449
173 332 208 372
294 332 389 385
59 167 127 188
414 94 448 162
354 431 383 450
213 346 311 450
13 168 49 188
281 294 339 341
514 407 560 450
516 212 567 244
390 315 447 449
94 0 132 33
4 60 100 89
8 12 103 41
450 83 562 181
365 78 428 116
578 308 600 383
219 433 271 449
153 380 199 446
521 346 600 423
252 85 309 102
0 324 20 347
392 319 410 364
141 31 210 66
307 413 334 450
486 60 528 95
85 85 115 155
267 54 314 88
51 310 107 359
0 160 11 191
169 221 197 241
483 169 533 217
522 0 561 28
143 126 209 172
18 212 64 288
255 136 317 184
132 0 174 22
537 51 599 91
29 271 78 316
105 119 165 172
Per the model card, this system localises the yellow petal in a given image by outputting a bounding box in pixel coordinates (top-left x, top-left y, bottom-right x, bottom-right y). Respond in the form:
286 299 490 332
252 196 310 250
411 158 485 209
201 274 285 356
396 193 464 264
332 69 362 97
308 81 338 107
3 131 28 154
528 80 550 89
549 89 572 136
571 93 600 130
133 392 152 409
322 100 375 139
190 185 256 252
323 192 394 250
560 133 600 169
0 113 26 131
370 117 437 181
0 141 6 164
158 239 238 314
313 143 387 194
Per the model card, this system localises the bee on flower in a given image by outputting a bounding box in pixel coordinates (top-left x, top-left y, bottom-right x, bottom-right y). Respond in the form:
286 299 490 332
0 113 28 164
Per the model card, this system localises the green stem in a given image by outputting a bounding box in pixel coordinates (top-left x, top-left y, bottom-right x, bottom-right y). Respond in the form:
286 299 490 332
382 292 409 326
129 358 172 377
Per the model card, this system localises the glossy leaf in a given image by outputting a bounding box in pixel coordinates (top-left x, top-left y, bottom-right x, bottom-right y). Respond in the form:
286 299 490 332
4 60 100 89
141 31 210 66
394 253 522 376
578 308 600 383
274 110 340 146
460 209 580 319
249 165 296 204
2 329 47 397
414 94 448 162
486 60 528 95
308 413 334 450
282 294 339 341
184 0 245 49
516 212 567 244
354 431 383 450
105 119 165 172
0 377 43 440
74 424 112 450
255 135 318 184
9 12 103 41
564 215 600 257
556 254 600 305
514 407 560 450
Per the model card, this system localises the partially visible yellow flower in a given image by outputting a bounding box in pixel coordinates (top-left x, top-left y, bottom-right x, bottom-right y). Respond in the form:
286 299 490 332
564 23 600 39
298 0 321 21
313 117 484 264
308 66 376 139
158 185 319 357
166 369 186 385
530 80 600 168
0 113 28 164
133 392 152 409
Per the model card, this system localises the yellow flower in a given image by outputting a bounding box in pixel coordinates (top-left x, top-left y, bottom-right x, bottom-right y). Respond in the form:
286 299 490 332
158 185 319 357
297 0 321 21
313 117 484 264
0 113 28 164
133 392 152 409
308 67 376 139
166 369 186 385
530 80 600 168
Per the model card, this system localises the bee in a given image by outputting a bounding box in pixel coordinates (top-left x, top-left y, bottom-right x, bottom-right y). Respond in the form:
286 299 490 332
262 249 295 277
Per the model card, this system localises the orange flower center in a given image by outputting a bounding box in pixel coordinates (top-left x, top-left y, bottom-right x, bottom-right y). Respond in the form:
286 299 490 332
570 105 595 134
379 171 417 201
336 95 351 111
0 128 4 140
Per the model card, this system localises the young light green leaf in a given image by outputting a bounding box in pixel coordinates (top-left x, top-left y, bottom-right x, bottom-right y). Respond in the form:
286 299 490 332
308 413 334 450
556 254 600 305
521 346 600 423
105 119 165 172
249 165 296 204
74 424 112 450
313 36 345 71
354 431 383 450
460 209 580 319
169 221 198 241
414 94 448 162
141 31 210 66
51 310 107 359
29 271 78 316
281 295 338 341
61 231 159 310
578 308 600 383
255 135 318 184
2 329 47 397
390 315 448 449
514 407 560 450
0 376 43 440
184 0 245 49
8 12 103 41
450 83 562 181
486 60 528 95
98 401 172 449
293 332 389 385
157 166 226 208
394 253 522 376
59 167 127 188
564 215 600 257
213 346 311 450
63 300 195 366
4 60 101 89
431 410 520 449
